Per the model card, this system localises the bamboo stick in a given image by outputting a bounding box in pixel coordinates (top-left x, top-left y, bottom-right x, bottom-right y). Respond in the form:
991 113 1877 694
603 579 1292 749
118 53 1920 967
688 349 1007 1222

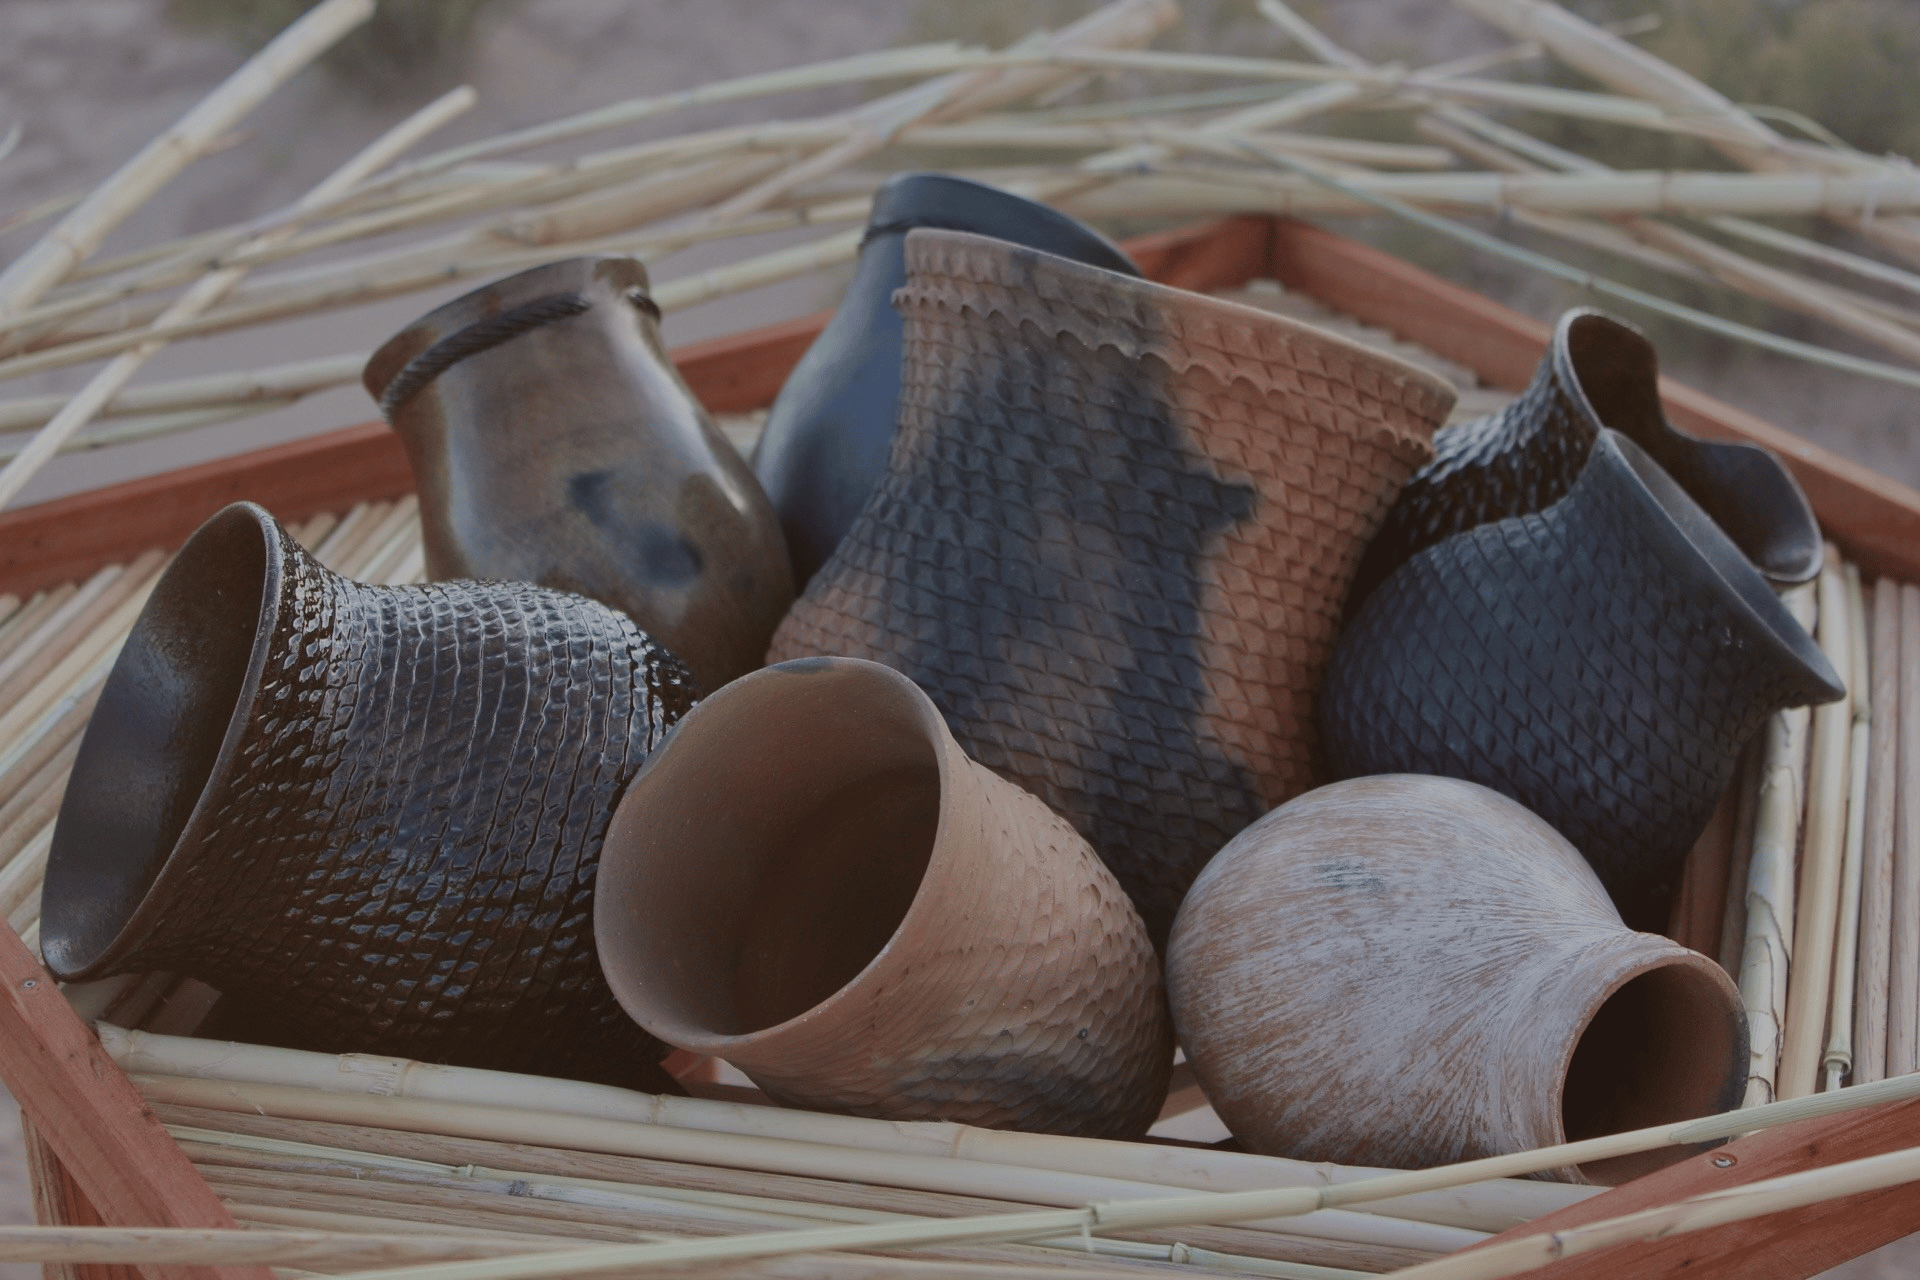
308 502 393 574
0 822 51 920
0 588 72 666
0 740 77 876
0 564 123 690
0 561 163 755
1779 558 1856 1099
1826 564 1874 1090
1899 584 1920 1074
0 355 361 433
1718 739 1764 975
169 1117 1436 1273
102 1028 1588 1232
1859 579 1905 1084
0 85 477 510
0 1227 591 1268
0 677 93 815
0 0 375 318
1739 582 1819 1105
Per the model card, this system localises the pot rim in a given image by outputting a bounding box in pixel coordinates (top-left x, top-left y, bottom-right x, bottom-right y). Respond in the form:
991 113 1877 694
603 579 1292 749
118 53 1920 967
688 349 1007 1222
361 255 654 412
597 655 979 1053
900 226 1461 415
864 172 1141 278
42 501 287 979
1586 430 1841 702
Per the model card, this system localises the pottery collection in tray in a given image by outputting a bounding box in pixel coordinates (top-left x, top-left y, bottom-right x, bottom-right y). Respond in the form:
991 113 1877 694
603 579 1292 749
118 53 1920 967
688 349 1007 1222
37 173 1843 1181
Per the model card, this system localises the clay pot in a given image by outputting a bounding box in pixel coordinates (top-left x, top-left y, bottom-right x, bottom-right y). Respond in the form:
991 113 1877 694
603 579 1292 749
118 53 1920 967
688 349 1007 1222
594 656 1172 1138
1346 308 1821 610
1322 431 1844 932
1167 774 1749 1184
769 228 1457 945
364 255 794 694
751 173 1141 586
41 502 697 1090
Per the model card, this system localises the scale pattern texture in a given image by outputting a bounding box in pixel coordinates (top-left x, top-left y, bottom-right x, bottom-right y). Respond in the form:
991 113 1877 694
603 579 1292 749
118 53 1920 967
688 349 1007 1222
1322 445 1839 931
769 229 1453 944
140 524 697 1087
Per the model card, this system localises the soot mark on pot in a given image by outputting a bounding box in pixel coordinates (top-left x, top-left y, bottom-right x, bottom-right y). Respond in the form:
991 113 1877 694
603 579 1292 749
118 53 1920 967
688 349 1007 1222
1316 859 1388 896
883 290 1263 945
568 470 705 588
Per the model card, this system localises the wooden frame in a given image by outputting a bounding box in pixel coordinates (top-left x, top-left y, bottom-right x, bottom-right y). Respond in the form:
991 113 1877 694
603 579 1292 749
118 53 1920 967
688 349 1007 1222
2 213 1919 1279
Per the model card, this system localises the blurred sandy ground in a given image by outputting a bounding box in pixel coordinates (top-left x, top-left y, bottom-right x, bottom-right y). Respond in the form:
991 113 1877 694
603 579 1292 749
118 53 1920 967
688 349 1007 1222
0 2 1915 1276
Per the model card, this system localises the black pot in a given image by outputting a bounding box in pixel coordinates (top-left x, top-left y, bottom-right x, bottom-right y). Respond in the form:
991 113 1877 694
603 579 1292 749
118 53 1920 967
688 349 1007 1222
750 173 1141 586
1321 431 1843 932
364 256 794 695
41 502 697 1089
1345 309 1822 610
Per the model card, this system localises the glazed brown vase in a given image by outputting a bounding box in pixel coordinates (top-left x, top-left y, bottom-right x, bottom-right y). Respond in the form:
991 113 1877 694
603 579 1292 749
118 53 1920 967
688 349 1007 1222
594 656 1172 1138
364 256 794 694
769 228 1457 945
40 502 697 1091
1167 775 1749 1184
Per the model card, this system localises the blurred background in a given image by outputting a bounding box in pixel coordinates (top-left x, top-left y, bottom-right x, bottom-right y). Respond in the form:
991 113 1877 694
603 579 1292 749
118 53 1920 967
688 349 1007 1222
0 1 1916 1276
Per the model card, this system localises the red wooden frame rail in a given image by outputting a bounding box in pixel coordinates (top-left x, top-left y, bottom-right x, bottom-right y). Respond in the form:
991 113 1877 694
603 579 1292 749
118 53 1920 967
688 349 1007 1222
1465 1094 1920 1277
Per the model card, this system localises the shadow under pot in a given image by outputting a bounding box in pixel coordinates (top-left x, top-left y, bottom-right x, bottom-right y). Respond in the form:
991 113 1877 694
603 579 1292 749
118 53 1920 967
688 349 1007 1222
751 173 1142 587
40 502 697 1091
594 656 1172 1139
1321 431 1844 933
769 227 1457 947
364 255 794 695
1345 307 1822 610
1168 775 1748 1185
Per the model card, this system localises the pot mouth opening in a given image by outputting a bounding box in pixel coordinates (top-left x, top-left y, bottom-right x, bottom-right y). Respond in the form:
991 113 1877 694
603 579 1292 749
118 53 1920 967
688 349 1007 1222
1598 432 1838 699
866 173 1141 278
597 657 946 1047
1561 959 1745 1185
41 503 282 979
1560 311 1665 441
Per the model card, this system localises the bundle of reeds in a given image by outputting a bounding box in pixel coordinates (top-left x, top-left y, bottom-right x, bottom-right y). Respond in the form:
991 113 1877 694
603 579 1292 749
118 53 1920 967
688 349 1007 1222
2 0 1918 510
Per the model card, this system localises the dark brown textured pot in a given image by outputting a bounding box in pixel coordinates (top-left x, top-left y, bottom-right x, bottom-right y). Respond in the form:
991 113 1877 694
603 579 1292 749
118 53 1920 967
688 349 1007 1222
768 228 1457 946
595 656 1172 1138
364 256 794 694
40 502 696 1091
1167 775 1749 1185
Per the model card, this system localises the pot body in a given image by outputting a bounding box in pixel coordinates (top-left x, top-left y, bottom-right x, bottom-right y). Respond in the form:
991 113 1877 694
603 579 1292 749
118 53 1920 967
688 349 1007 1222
1322 432 1843 931
42 502 697 1090
769 228 1456 945
365 255 794 694
751 174 1141 587
1346 308 1821 609
1168 775 1749 1183
595 656 1172 1138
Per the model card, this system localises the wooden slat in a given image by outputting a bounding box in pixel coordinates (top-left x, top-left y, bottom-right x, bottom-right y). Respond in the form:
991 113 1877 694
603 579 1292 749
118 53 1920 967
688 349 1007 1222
1460 1096 1920 1279
24 1120 151 1280
1264 218 1920 582
0 924 266 1280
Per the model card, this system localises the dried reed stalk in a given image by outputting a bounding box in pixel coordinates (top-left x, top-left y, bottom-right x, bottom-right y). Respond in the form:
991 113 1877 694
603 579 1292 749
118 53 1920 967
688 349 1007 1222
0 0 375 317
1779 557 1856 1099
0 1226 589 1268
103 1027 1586 1233
1825 564 1874 1090
0 354 360 434
0 85 476 509
1738 582 1818 1104
169 1116 1436 1273
1859 579 1905 1083
1897 584 1920 1074
0 588 74 667
1718 739 1765 975
0 549 164 711
0 682 93 814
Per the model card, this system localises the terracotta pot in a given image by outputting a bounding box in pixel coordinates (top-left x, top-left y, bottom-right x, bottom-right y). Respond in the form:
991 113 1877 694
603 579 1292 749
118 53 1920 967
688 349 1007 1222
769 228 1456 945
1346 308 1821 609
41 502 696 1090
364 255 794 694
752 173 1141 586
1322 431 1844 931
1168 774 1749 1184
594 656 1172 1138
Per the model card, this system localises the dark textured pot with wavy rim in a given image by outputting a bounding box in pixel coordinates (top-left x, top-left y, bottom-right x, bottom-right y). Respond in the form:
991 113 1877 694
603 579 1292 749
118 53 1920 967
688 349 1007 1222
750 174 1142 587
41 502 697 1090
1345 308 1822 610
364 255 794 695
768 228 1457 946
1321 431 1844 932
1168 775 1748 1185
595 656 1171 1138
